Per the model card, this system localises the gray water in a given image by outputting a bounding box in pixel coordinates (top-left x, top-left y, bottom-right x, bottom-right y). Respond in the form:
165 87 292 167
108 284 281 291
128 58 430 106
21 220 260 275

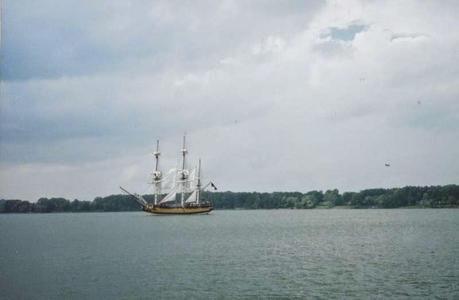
1 209 458 299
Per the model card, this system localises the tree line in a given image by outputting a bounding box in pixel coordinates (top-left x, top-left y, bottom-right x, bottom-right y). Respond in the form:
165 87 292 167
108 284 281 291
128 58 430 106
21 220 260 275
1 185 458 213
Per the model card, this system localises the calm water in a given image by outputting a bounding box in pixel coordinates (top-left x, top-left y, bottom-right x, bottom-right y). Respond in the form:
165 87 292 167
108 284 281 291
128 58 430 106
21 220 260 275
1 209 458 299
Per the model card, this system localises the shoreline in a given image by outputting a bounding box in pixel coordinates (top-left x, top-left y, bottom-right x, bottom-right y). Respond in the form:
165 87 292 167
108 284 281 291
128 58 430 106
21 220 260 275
1 205 458 214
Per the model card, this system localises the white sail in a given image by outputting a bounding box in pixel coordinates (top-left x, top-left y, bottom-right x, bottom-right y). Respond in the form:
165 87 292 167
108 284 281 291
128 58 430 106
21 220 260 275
188 167 197 186
185 189 198 203
185 162 202 203
178 167 197 193
159 189 177 204
161 168 177 191
189 167 196 180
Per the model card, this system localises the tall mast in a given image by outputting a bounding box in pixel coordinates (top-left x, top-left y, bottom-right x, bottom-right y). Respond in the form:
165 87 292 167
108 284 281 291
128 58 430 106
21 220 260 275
154 140 160 172
153 140 161 205
181 135 187 170
180 134 188 208
196 158 201 204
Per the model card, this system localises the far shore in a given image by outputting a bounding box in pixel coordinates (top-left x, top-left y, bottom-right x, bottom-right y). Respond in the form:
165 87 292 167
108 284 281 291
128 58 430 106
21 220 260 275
2 185 458 213
1 206 458 215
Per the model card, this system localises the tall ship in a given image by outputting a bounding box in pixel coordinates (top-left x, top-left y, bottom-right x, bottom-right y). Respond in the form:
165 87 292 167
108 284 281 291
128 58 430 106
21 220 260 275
120 136 216 215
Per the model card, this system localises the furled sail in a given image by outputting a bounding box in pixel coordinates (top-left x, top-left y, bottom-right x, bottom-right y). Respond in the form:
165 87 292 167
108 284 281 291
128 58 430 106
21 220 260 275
177 167 197 193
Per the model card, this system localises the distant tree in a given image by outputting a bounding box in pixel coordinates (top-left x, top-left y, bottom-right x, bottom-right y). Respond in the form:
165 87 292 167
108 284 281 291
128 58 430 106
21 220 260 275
323 189 340 207
350 193 364 208
4 200 28 213
342 192 355 206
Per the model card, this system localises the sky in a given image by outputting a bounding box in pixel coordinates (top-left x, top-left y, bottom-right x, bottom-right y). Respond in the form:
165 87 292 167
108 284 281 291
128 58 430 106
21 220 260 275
1 0 458 201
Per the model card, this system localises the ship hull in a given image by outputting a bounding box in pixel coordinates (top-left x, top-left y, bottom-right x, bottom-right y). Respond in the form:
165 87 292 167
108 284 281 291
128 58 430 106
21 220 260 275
143 206 213 215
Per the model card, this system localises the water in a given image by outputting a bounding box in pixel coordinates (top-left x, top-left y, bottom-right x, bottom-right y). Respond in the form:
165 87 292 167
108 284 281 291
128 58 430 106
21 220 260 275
1 209 458 299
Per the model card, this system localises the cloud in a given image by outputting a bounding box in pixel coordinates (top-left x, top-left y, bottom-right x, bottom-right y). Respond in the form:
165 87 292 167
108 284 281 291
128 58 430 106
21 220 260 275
1 0 459 200
1 0 324 81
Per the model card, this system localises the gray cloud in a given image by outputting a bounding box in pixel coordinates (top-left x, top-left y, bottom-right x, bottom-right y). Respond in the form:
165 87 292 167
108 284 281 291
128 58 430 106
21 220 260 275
2 0 324 80
1 0 459 200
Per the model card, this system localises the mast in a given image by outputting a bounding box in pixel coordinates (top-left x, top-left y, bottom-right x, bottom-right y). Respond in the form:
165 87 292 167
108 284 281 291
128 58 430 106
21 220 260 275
196 158 201 204
153 140 161 205
154 140 160 171
180 134 188 208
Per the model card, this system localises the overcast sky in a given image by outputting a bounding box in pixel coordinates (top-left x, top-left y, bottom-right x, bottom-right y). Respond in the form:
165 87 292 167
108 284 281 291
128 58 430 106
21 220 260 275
1 0 458 200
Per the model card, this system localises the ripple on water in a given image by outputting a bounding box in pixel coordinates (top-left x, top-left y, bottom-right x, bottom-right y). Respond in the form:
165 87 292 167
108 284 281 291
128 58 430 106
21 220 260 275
0 209 458 299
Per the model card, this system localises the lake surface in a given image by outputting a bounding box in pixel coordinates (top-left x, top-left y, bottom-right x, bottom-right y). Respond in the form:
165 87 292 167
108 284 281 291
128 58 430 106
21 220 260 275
1 209 458 299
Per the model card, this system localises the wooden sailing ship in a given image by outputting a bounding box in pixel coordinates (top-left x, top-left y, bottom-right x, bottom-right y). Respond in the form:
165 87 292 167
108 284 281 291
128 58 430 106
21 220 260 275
120 136 216 215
